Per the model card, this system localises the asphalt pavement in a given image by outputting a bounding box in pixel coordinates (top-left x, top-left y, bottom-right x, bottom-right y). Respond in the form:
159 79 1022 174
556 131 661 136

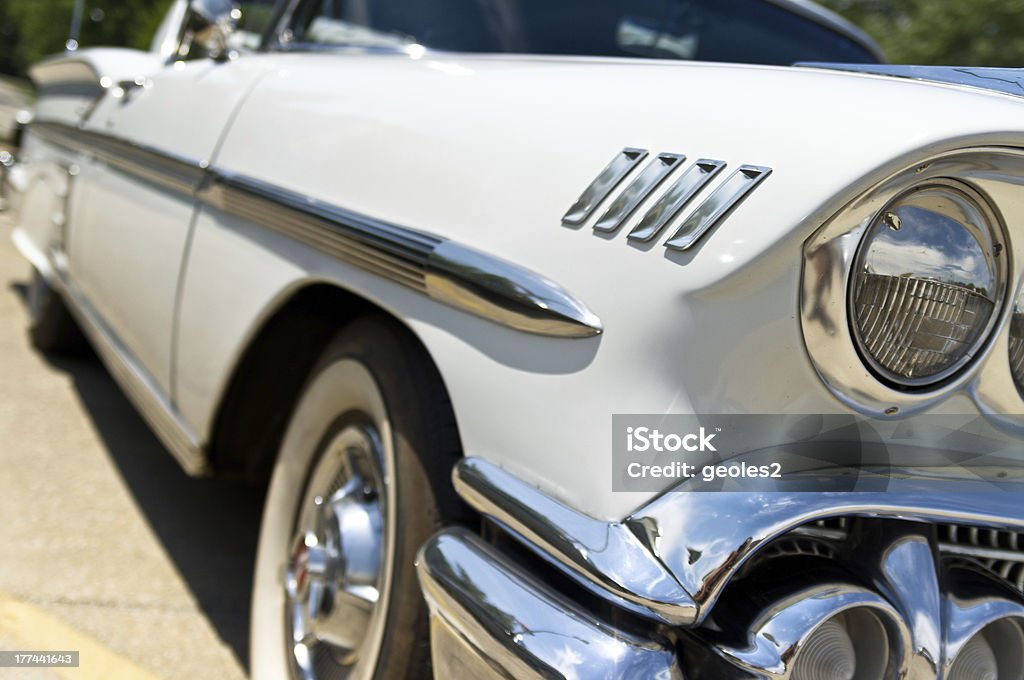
0 215 263 678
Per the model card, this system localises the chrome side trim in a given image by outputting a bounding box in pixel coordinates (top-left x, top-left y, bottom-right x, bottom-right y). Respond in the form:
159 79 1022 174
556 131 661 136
29 120 602 338
425 241 603 338
593 152 684 233
201 172 438 290
50 266 208 475
628 158 725 243
562 147 647 226
30 120 207 197
453 458 697 626
664 164 771 250
800 63 1024 100
457 457 1024 630
417 528 684 680
204 172 604 338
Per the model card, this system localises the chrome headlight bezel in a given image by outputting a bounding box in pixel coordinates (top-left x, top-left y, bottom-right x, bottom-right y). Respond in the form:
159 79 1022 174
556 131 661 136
847 178 1007 389
801 148 1024 417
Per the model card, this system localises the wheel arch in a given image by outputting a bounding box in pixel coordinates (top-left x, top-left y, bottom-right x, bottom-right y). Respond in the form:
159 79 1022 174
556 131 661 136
206 281 460 485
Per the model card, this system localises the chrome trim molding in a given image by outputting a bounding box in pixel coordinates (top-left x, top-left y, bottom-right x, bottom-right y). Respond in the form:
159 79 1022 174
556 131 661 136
417 528 684 680
204 172 604 338
201 171 439 291
664 164 771 251
457 457 1024 631
562 147 647 226
31 120 207 197
29 120 602 338
425 241 603 338
593 152 684 233
628 158 725 243
801 148 1024 417
454 458 697 626
801 63 1024 100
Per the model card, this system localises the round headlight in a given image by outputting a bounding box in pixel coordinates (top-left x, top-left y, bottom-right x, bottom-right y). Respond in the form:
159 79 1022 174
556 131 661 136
849 181 1006 388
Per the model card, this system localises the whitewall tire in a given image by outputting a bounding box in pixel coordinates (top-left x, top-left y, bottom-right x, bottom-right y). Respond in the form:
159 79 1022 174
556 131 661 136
251 316 462 680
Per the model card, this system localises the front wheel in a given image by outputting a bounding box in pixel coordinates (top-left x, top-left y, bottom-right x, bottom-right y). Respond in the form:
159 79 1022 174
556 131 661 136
251 316 462 680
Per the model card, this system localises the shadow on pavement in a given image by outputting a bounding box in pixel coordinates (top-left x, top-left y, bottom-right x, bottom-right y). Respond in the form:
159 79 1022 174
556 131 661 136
9 280 265 672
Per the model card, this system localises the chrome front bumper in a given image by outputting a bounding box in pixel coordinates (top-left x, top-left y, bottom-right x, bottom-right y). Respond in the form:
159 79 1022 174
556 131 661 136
420 457 1024 679
417 528 683 680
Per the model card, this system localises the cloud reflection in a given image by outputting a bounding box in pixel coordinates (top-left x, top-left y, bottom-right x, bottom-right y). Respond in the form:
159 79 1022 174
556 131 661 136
863 203 994 296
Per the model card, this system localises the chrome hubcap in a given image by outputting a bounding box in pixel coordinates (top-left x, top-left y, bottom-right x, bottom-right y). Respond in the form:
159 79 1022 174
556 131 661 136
286 423 390 680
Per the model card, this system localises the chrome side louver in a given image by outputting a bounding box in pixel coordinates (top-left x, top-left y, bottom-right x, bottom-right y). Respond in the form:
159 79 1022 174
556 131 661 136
562 147 771 252
594 152 685 233
561 147 648 226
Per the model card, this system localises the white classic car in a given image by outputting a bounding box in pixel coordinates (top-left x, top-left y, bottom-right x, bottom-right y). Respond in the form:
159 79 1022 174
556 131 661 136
7 0 1024 678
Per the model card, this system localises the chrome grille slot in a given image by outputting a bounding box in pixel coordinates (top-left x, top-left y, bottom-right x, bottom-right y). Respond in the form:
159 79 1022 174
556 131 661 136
939 523 1024 592
766 519 1024 596
745 518 850 566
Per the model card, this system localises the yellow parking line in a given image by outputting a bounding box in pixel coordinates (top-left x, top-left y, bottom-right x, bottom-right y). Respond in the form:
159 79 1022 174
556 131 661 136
0 589 163 680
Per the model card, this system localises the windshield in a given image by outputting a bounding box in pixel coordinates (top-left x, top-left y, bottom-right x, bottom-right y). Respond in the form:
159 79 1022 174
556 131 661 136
285 0 880 65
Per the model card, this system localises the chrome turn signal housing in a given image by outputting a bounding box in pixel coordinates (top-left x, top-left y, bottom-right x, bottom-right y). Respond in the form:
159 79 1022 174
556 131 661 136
715 584 907 680
947 616 1024 680
849 181 1006 388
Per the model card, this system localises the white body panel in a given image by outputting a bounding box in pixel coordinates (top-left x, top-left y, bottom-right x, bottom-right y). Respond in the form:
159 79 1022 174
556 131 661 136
16 49 1024 520
69 58 268 394
181 53 1024 519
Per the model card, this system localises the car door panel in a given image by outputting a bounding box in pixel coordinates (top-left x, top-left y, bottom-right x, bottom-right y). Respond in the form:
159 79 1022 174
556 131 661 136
70 58 269 397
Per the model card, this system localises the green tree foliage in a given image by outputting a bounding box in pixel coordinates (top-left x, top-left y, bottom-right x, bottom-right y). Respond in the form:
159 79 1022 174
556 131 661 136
0 0 173 76
821 0 1024 65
